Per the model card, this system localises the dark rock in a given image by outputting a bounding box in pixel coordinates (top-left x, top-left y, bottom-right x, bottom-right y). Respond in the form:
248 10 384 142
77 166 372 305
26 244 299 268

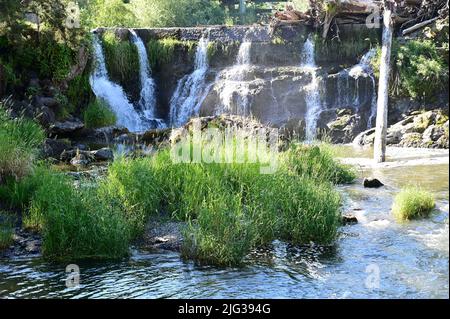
91 148 114 161
342 214 358 225
140 128 171 145
363 178 384 188
34 106 56 128
42 138 72 159
50 117 84 135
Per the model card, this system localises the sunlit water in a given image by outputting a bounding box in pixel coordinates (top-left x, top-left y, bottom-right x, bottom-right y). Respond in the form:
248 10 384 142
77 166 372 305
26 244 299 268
0 146 448 298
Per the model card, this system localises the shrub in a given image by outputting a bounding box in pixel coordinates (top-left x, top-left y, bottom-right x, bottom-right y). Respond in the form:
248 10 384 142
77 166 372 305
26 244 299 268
83 99 117 128
0 103 45 183
392 187 435 221
372 39 449 101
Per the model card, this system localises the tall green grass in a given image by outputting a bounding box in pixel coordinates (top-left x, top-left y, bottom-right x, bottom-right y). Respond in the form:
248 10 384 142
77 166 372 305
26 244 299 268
392 187 435 222
0 213 14 251
24 169 130 260
98 141 351 266
0 101 45 184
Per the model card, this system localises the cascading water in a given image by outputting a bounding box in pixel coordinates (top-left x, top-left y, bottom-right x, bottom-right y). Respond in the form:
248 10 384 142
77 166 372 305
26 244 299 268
217 40 253 116
335 49 377 128
129 30 166 129
301 36 323 141
169 35 210 127
90 34 144 132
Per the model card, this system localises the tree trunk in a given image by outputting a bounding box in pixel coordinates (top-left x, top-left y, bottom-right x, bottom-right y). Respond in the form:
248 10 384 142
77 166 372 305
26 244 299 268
374 2 394 163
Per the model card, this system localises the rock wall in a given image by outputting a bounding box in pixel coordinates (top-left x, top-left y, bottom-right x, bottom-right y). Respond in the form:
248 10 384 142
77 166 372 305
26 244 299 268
95 23 381 137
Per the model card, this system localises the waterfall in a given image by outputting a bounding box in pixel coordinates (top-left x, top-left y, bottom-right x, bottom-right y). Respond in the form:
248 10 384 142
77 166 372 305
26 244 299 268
129 30 166 129
217 40 252 116
301 36 322 141
89 34 144 132
335 49 377 128
349 49 377 128
169 35 210 127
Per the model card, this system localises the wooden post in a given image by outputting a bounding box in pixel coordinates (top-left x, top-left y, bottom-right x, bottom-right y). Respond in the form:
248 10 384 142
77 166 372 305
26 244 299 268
374 1 394 163
239 0 246 14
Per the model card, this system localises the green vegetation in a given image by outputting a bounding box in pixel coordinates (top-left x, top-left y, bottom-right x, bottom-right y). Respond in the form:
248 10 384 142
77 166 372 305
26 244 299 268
83 99 117 128
372 39 449 101
101 31 139 87
0 213 14 251
314 29 379 64
283 144 356 184
392 187 435 221
24 169 130 260
0 101 45 184
96 140 351 266
147 38 196 70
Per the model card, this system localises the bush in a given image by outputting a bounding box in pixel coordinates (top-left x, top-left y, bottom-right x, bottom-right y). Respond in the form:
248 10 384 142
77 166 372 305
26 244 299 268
0 102 45 183
372 39 449 101
83 99 117 128
392 187 435 221
131 0 225 28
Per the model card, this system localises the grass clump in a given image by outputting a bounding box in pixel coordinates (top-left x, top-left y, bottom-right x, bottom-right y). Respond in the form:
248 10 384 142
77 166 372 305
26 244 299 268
0 214 14 251
24 169 130 260
100 138 351 266
83 99 117 129
283 144 356 184
0 102 45 183
392 187 435 221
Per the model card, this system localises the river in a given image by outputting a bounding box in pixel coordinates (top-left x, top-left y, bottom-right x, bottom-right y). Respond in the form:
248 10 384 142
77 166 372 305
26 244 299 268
0 146 448 299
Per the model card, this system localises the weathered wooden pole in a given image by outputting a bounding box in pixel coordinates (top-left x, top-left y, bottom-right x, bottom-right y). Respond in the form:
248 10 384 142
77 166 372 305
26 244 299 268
374 1 394 163
239 0 246 14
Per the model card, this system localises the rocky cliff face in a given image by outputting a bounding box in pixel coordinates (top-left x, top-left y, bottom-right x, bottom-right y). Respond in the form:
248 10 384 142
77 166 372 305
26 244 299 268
95 23 383 139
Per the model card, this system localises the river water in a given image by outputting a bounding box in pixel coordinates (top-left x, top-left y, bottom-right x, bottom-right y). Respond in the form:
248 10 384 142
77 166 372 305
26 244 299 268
0 146 448 299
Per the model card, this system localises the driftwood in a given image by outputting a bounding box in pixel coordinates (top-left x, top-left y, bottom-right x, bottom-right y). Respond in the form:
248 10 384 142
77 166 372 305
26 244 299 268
402 16 440 35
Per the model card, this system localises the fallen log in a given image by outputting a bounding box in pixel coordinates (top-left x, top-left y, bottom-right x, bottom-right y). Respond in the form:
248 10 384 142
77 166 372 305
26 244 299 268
402 16 439 35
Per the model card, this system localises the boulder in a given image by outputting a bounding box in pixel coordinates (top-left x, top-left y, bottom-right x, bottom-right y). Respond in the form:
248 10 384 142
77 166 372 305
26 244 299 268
363 178 384 188
91 148 114 161
50 117 84 135
42 138 72 159
327 112 364 144
342 214 358 225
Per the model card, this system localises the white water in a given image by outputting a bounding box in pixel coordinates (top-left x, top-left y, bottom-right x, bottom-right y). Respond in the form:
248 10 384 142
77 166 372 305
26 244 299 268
90 34 144 132
216 40 253 116
336 49 377 128
169 35 210 127
129 30 166 129
301 36 322 141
